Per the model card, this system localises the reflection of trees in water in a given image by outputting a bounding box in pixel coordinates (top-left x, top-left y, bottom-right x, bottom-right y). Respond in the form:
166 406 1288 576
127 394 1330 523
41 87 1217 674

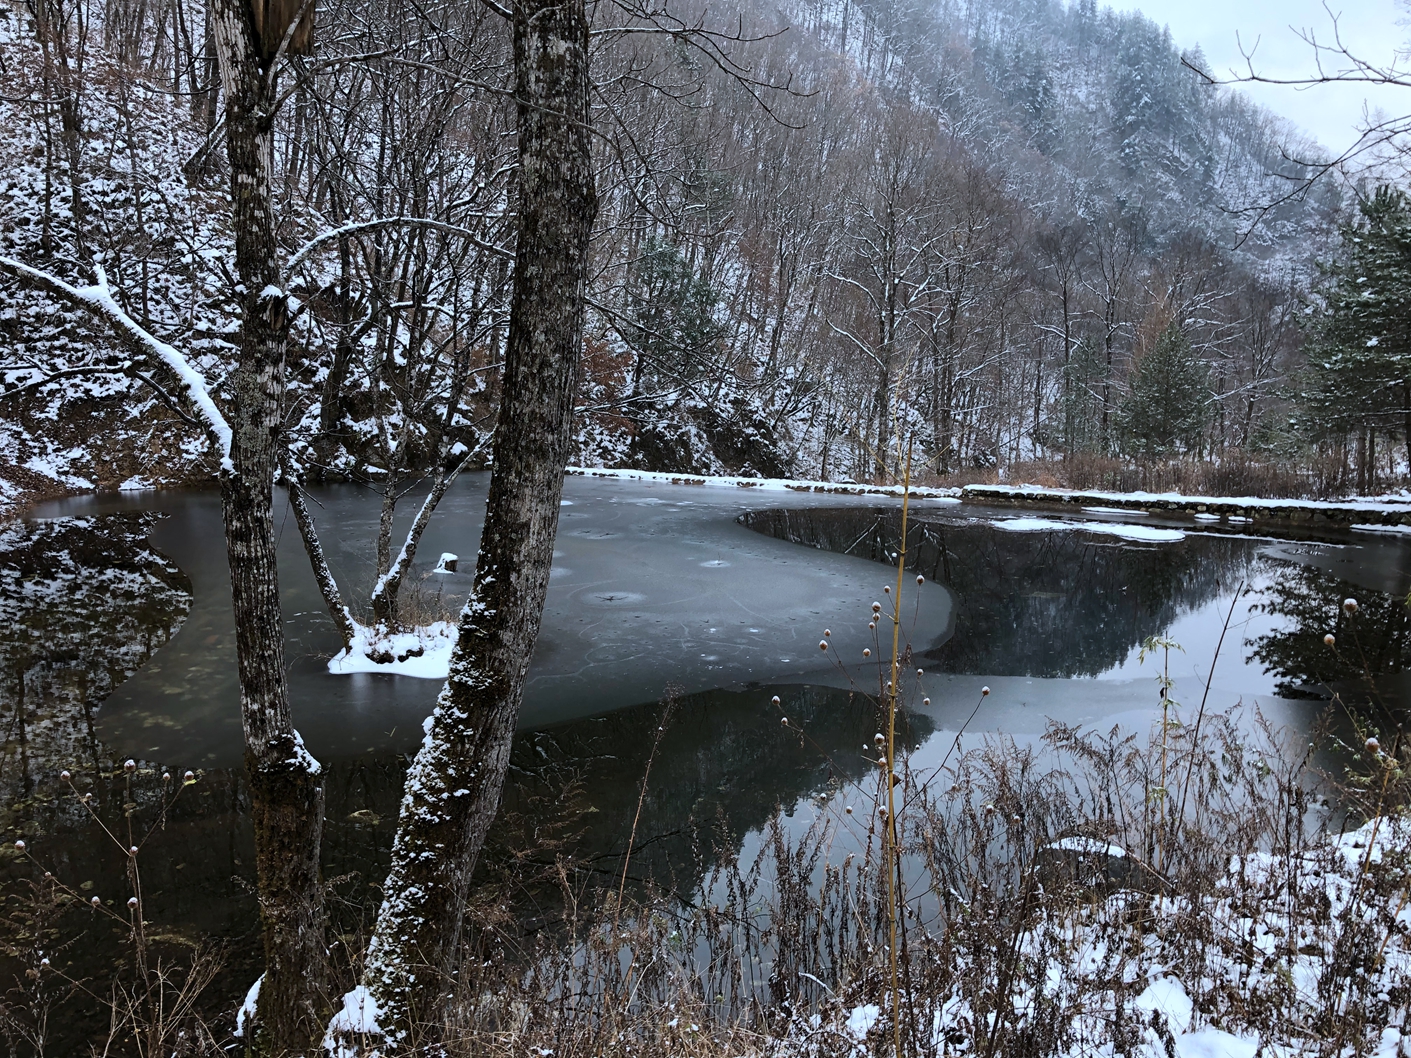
742 508 1257 678
0 513 201 1049
0 508 932 1048
324 684 933 909
4 685 929 1051
494 685 931 893
1248 563 1410 701
0 513 191 819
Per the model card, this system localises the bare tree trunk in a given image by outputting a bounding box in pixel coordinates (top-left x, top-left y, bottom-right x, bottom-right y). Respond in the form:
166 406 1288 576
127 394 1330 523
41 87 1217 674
208 0 327 1049
284 460 358 650
360 0 596 1040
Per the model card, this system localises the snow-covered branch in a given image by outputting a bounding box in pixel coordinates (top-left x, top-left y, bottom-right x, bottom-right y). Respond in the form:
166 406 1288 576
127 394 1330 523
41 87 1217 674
370 432 491 621
285 216 512 275
0 256 234 472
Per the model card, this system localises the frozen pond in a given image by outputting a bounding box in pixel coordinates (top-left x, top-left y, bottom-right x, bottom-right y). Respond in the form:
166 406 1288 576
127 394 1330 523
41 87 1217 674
6 473 1411 1047
18 472 1411 774
30 475 960 766
27 472 1409 773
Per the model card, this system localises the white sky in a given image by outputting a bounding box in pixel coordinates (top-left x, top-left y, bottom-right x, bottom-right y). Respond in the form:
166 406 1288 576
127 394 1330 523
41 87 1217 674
1107 0 1408 155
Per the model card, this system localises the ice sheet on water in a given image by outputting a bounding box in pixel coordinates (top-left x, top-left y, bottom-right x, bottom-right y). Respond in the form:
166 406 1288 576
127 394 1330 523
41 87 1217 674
87 476 955 765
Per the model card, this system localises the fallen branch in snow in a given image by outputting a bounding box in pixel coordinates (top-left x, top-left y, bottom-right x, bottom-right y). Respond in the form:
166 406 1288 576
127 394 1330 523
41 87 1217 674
0 256 234 472
0 363 127 399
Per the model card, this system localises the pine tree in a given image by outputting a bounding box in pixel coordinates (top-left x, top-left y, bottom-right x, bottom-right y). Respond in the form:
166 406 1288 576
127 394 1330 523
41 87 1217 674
1117 323 1209 458
627 236 724 393
1299 185 1411 472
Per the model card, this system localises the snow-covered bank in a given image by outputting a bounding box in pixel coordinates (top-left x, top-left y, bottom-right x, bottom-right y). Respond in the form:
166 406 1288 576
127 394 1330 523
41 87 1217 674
965 483 1411 526
567 465 963 501
798 814 1411 1058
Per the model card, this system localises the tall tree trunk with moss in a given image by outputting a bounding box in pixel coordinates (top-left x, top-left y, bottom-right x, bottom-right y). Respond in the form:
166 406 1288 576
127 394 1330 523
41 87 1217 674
208 0 328 1050
360 0 596 1041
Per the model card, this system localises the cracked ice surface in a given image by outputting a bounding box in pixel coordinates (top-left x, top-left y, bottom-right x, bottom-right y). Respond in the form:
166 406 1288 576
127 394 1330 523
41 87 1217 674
42 474 955 767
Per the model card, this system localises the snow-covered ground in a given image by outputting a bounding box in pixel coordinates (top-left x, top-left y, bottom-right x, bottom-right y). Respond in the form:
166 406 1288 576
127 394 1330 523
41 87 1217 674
967 482 1411 516
327 621 457 679
810 816 1411 1058
567 465 963 501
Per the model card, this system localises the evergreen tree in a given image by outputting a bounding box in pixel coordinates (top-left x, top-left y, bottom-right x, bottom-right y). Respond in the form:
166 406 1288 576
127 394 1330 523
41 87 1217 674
627 236 725 393
1299 185 1411 460
1117 323 1209 458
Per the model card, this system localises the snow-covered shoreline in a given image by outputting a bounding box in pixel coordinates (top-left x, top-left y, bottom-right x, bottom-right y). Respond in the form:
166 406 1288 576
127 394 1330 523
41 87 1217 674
565 465 964 500
965 482 1411 526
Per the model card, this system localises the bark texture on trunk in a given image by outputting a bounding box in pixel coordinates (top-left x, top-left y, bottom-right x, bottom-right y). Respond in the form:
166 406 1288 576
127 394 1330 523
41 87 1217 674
208 0 328 1051
361 0 596 1040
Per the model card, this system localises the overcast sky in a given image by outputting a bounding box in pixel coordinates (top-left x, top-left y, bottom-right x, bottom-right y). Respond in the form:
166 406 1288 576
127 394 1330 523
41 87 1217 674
1107 0 1407 154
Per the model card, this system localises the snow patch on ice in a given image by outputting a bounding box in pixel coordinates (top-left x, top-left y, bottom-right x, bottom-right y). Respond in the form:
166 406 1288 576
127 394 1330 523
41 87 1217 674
328 621 456 680
993 517 1185 542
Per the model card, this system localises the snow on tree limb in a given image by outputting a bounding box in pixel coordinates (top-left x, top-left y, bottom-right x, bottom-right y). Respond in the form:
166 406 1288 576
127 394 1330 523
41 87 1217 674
285 216 512 275
0 255 235 472
370 433 491 616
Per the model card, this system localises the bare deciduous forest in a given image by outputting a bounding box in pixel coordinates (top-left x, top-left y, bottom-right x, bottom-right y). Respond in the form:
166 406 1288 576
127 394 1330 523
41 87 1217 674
4 0 1399 507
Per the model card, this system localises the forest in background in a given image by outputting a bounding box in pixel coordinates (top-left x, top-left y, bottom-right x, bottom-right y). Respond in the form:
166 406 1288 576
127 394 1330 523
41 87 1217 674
0 0 1402 508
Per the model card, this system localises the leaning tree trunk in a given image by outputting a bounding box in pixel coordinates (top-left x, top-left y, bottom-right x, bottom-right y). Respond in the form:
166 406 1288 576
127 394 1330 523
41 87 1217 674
208 0 328 1051
360 0 596 1041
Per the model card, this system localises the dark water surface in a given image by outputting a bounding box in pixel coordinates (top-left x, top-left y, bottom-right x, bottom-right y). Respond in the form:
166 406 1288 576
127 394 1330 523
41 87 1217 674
3 475 1408 1046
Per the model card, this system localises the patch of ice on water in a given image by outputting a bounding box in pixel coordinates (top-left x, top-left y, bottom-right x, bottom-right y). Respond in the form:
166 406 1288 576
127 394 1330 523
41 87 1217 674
1082 505 1149 516
992 517 1185 543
